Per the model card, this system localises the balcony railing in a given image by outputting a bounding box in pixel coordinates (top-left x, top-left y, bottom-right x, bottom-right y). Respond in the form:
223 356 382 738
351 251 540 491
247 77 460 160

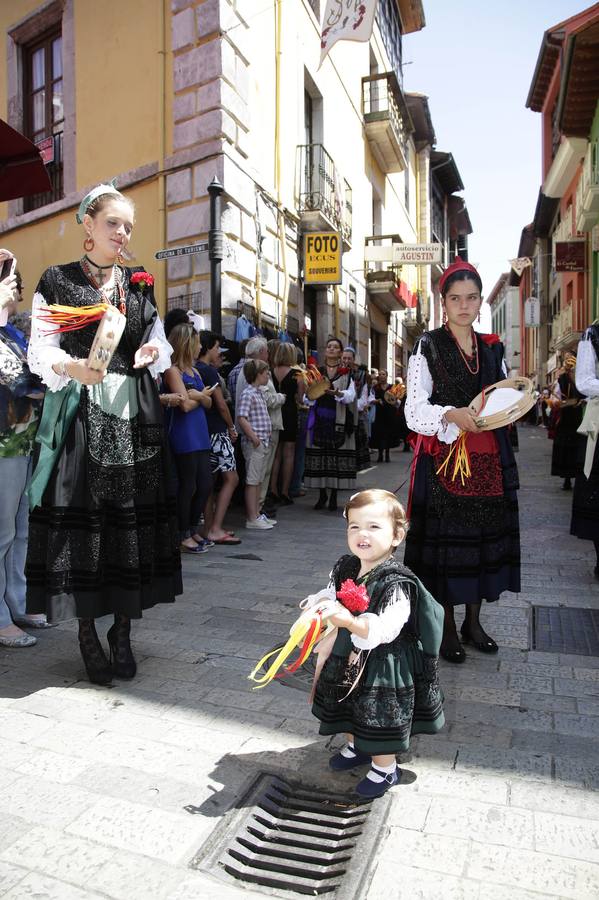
403 303 424 336
549 297 586 350
297 144 352 246
576 140 599 232
552 203 584 267
362 73 408 173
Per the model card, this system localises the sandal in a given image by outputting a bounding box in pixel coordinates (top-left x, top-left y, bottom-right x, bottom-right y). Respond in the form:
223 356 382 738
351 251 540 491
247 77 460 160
212 534 242 545
180 543 208 554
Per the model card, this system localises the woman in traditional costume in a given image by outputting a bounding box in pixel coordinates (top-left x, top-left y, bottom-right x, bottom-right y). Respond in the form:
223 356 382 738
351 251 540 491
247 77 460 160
551 354 585 490
311 489 444 798
341 347 371 472
571 325 599 578
370 371 401 462
404 258 520 663
304 337 356 511
26 183 182 684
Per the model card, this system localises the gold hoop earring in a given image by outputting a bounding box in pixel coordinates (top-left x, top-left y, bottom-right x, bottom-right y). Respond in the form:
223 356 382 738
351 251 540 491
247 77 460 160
84 236 94 252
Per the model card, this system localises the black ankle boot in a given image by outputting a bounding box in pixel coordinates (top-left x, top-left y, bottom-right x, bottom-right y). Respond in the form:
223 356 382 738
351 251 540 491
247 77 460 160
328 490 338 511
314 489 328 510
78 619 112 686
107 615 137 679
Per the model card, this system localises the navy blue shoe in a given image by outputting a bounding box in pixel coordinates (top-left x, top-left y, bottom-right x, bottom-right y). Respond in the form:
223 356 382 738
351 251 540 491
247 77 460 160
356 766 401 798
328 748 371 771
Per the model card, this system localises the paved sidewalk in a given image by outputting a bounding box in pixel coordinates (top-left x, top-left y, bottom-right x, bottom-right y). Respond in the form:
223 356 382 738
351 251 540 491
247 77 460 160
1 425 599 899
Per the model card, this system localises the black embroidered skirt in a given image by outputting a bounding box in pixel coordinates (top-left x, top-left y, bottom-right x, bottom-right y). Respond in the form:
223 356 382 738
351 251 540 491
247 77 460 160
312 630 444 754
355 415 371 471
551 410 584 478
26 393 182 622
571 437 599 542
404 456 521 606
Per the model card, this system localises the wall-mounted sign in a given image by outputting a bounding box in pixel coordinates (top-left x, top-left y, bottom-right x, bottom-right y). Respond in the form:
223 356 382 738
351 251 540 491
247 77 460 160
36 136 54 165
392 243 443 265
524 297 540 327
303 231 342 284
555 241 585 272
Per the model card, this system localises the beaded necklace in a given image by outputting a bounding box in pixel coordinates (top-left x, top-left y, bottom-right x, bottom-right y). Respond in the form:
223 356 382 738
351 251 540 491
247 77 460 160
444 324 479 375
80 257 126 315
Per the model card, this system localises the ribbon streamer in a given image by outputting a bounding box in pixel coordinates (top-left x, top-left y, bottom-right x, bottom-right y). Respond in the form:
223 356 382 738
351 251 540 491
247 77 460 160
35 303 109 334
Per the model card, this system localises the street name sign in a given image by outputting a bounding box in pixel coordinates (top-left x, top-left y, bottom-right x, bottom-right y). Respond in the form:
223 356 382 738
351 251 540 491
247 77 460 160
393 243 442 265
303 231 343 285
155 242 208 260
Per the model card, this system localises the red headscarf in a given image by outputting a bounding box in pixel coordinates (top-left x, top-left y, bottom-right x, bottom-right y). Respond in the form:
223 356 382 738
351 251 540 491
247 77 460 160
439 256 480 295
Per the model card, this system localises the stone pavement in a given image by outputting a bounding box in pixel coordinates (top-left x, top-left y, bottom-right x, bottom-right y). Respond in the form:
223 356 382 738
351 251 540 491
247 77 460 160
1 425 599 899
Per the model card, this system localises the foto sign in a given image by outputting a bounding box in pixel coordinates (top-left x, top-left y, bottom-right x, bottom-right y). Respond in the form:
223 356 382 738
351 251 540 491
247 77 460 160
393 243 442 265
155 242 208 260
524 297 540 327
304 232 342 284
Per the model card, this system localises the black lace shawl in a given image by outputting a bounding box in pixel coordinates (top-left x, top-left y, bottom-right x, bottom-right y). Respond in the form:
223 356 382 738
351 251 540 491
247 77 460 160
35 263 157 374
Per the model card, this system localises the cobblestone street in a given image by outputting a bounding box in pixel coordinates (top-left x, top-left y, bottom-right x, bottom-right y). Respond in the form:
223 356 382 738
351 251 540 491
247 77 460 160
1 424 599 899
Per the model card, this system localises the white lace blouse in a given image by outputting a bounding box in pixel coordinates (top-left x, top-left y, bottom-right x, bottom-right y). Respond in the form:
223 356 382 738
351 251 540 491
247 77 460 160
576 332 599 399
28 292 173 392
405 342 460 444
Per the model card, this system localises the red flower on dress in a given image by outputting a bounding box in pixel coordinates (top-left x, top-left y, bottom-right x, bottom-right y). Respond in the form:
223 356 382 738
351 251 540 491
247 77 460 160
130 271 155 292
336 367 350 376
336 579 370 614
480 333 501 345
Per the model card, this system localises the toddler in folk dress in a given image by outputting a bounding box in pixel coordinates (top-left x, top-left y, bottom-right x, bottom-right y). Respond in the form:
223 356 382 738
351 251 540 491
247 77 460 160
309 489 445 797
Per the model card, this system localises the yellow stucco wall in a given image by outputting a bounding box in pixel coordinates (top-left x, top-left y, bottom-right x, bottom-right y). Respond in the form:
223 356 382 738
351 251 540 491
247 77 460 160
73 0 164 186
1 1 170 311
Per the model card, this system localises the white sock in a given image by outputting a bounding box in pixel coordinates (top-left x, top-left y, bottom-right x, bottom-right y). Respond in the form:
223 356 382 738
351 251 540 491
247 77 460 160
340 742 357 759
366 761 396 783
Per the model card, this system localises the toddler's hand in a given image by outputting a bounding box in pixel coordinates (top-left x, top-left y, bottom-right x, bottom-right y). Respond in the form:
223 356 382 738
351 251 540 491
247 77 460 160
329 607 357 629
299 585 336 611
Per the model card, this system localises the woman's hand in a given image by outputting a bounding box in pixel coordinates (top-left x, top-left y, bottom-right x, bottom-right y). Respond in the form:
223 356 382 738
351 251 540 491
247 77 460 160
444 407 481 433
0 274 17 310
134 344 159 369
160 393 184 408
62 359 105 385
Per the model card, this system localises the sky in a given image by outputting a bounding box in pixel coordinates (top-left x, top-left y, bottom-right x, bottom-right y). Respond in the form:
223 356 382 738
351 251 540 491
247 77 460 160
403 0 587 327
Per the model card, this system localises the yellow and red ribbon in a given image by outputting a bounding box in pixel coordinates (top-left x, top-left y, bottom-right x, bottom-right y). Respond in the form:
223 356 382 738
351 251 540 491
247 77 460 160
35 303 109 334
248 611 326 689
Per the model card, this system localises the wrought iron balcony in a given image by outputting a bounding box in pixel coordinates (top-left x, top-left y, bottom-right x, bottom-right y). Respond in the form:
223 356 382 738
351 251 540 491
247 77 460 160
576 140 599 232
403 303 424 336
297 144 352 247
362 73 409 173
364 234 404 313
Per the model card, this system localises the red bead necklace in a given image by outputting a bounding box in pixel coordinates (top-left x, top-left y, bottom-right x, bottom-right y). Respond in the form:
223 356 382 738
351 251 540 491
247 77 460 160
444 324 479 375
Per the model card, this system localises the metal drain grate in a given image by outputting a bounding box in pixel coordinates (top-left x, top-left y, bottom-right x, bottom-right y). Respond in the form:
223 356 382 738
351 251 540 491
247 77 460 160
532 606 599 656
191 772 391 897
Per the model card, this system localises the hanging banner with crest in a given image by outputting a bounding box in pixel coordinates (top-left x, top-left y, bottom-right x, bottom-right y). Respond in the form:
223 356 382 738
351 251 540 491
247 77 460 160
319 1 377 68
509 257 532 277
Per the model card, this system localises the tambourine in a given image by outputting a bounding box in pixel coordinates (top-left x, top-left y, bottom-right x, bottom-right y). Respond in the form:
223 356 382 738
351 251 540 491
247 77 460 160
87 307 126 373
469 377 535 431
306 376 331 401
384 385 406 405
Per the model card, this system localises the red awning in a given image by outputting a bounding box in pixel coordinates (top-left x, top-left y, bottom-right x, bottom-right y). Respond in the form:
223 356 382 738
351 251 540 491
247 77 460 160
0 119 52 201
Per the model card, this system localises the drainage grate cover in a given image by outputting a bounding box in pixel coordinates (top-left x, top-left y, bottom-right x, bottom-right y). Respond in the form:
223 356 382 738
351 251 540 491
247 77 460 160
191 772 391 897
532 606 599 656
